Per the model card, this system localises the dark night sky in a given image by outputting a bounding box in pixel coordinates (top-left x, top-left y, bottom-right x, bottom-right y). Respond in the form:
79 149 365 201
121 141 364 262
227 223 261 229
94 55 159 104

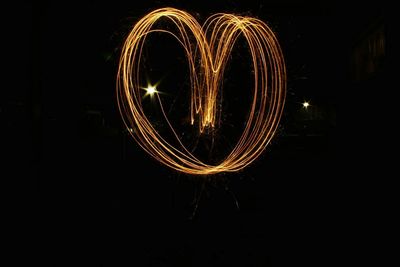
5 0 384 265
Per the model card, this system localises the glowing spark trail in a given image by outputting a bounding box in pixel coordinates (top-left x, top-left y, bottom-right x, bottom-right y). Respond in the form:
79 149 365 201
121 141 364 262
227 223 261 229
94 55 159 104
117 8 286 175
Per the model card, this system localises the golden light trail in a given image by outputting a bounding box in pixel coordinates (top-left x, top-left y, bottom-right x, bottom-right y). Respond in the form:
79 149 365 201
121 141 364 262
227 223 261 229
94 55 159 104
116 7 286 175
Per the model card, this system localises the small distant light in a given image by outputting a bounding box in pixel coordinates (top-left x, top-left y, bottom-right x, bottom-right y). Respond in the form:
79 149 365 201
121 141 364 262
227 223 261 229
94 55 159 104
303 101 310 109
129 128 133 132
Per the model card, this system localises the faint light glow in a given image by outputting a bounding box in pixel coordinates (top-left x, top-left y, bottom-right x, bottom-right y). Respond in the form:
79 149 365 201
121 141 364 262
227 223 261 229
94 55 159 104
303 101 310 109
145 85 157 96
117 8 286 175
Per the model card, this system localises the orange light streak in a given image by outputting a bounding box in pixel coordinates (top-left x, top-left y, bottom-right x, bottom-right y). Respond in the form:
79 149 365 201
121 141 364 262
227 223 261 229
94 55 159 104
116 8 286 175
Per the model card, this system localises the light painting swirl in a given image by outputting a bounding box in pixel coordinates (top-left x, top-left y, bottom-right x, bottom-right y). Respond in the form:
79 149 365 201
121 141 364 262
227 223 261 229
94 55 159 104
116 7 286 175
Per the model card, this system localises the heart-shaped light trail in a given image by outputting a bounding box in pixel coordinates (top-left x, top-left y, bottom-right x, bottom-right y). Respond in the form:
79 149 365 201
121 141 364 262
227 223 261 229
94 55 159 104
117 7 286 175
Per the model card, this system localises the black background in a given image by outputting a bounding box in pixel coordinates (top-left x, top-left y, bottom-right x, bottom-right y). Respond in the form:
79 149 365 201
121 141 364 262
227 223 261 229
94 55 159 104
6 0 384 265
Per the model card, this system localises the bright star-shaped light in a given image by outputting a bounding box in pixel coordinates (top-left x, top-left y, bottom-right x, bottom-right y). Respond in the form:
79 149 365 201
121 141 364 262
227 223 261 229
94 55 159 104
303 101 310 109
145 85 157 95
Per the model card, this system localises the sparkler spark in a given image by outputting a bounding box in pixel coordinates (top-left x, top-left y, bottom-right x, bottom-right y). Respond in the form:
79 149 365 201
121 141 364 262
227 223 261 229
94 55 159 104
116 8 286 175
144 85 157 96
